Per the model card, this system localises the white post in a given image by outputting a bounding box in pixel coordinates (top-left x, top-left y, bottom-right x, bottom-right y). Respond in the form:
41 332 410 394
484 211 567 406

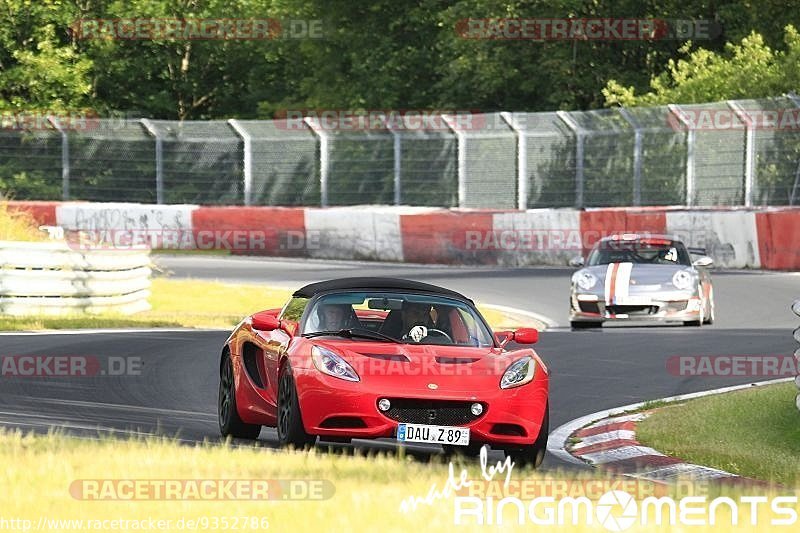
304 117 330 207
618 108 643 206
47 116 69 200
140 119 164 204
389 129 402 206
727 101 754 207
228 119 253 206
556 111 584 208
668 104 695 206
500 112 528 210
441 114 467 208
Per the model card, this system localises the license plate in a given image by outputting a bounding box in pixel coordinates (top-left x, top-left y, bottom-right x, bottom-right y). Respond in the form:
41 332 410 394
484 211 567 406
396 423 470 446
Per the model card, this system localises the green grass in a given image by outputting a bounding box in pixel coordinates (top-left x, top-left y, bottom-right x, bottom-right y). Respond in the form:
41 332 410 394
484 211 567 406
636 383 800 485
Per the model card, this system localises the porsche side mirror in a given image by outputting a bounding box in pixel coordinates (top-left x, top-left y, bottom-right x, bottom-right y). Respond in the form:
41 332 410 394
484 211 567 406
569 256 585 268
252 311 281 331
692 256 714 268
512 328 539 344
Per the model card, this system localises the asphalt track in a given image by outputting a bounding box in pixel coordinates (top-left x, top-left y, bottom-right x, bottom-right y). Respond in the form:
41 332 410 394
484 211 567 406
1 254 797 471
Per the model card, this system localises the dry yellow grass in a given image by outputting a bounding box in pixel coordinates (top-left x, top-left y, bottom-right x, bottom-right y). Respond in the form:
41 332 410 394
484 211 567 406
0 199 48 241
1 429 795 532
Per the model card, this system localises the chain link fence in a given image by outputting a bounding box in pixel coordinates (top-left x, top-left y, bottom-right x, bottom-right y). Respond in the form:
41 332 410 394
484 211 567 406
2 96 800 208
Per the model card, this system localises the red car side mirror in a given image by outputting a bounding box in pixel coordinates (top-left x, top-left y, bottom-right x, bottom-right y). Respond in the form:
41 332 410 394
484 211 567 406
512 328 539 344
252 312 281 331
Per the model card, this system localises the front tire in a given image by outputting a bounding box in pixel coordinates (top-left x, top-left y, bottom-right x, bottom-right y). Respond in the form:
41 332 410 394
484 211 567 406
277 364 316 448
219 356 261 439
505 403 549 468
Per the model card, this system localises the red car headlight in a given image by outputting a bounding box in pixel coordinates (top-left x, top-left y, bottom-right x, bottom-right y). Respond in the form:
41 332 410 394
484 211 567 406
311 345 360 382
500 356 536 389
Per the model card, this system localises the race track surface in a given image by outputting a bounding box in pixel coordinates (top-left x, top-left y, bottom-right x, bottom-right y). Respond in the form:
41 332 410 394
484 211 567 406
1 255 796 472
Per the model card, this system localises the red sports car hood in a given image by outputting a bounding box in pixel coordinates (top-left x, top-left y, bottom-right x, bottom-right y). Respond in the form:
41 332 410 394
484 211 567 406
312 339 543 394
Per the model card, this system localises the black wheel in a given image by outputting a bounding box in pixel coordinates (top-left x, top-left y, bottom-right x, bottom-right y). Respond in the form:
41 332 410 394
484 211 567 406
571 321 601 329
505 404 549 468
277 364 316 448
219 356 261 439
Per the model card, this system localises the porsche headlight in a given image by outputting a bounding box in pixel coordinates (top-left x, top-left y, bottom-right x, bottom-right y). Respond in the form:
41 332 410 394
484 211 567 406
573 271 597 291
500 356 536 389
672 270 694 290
311 345 359 382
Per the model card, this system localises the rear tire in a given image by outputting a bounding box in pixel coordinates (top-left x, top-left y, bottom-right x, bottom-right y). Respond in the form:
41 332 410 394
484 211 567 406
219 356 262 440
571 321 601 329
505 403 549 468
277 364 316 448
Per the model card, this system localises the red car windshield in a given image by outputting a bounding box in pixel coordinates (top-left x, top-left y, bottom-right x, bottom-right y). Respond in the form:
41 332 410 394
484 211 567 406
298 291 495 347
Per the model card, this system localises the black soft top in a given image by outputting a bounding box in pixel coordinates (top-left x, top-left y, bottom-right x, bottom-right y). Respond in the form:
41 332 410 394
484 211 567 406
293 277 472 303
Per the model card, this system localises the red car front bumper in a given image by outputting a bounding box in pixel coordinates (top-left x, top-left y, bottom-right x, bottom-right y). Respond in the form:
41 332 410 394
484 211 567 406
293 367 549 447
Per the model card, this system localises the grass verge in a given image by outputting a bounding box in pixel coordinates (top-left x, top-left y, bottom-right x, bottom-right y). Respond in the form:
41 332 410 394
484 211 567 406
0 200 48 241
0 278 533 331
636 382 800 485
2 429 788 533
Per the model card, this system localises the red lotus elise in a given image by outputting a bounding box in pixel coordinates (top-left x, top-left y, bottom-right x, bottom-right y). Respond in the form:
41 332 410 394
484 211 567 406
218 277 550 466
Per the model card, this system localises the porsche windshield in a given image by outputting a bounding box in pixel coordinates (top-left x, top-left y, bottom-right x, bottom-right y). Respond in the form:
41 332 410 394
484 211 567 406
301 291 495 347
588 239 691 266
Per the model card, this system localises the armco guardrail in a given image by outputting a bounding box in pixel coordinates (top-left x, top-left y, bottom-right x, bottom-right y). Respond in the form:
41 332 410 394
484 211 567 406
0 241 151 316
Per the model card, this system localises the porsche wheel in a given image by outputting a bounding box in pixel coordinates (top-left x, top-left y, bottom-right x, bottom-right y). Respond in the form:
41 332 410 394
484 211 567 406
704 287 715 325
506 404 549 468
277 364 316 448
219 356 261 439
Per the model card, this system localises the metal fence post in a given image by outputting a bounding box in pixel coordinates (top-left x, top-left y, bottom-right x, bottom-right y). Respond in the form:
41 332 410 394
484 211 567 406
727 101 754 207
47 116 69 200
228 119 252 206
556 111 584 208
668 104 695 206
304 117 330 207
140 119 164 204
618 108 643 206
500 112 527 210
388 127 402 206
441 114 467 208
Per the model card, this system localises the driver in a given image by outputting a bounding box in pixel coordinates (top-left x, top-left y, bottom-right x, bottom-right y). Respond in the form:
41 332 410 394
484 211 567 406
316 302 351 331
400 302 434 342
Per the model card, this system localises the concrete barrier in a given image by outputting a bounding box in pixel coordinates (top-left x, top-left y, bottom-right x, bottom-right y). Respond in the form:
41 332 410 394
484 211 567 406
7 201 800 270
0 240 151 316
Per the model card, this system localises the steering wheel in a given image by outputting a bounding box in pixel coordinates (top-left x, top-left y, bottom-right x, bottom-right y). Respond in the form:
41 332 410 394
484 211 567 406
424 328 453 342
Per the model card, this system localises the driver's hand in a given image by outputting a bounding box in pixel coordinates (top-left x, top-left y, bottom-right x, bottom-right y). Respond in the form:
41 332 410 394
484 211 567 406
408 325 427 342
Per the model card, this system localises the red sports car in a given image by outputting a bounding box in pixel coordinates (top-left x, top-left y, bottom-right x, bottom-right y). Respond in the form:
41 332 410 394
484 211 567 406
218 277 550 466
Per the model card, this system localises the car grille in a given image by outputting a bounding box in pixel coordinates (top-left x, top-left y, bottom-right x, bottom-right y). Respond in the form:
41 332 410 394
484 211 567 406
606 305 658 316
381 399 484 426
